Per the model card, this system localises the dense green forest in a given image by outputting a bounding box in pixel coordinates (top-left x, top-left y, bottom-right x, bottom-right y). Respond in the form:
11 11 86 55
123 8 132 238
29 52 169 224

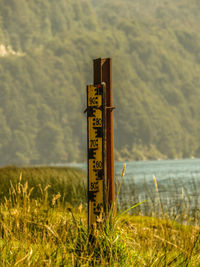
1 0 200 165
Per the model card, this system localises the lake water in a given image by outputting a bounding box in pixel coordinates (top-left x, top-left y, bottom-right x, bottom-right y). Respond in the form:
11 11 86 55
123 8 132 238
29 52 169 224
115 159 200 217
66 158 200 184
66 159 200 217
115 158 200 182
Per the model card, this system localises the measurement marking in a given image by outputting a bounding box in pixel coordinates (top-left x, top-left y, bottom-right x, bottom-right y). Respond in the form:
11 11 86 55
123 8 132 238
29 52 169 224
87 84 105 231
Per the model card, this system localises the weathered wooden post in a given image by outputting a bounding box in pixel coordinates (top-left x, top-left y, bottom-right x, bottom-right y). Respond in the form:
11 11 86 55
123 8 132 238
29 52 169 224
86 58 115 232
93 58 115 209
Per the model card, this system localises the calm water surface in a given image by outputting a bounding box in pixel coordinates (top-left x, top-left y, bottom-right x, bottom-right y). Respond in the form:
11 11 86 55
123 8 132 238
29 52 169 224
115 158 200 183
65 159 200 214
66 158 200 183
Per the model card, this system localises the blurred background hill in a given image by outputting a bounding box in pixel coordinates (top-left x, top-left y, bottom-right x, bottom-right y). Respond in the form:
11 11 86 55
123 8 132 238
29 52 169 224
1 0 200 165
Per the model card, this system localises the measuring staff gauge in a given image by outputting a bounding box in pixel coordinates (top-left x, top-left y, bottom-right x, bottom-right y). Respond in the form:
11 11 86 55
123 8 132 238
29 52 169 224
87 84 106 230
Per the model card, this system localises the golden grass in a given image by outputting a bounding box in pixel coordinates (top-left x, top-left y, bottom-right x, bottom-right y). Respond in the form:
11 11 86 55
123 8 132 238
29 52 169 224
0 168 199 266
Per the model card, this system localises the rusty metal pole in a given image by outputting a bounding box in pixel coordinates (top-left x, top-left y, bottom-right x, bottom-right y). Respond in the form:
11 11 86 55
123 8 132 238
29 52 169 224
93 58 115 210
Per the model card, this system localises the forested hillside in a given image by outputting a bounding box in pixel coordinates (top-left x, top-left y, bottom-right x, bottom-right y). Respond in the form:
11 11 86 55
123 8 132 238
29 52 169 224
1 0 200 165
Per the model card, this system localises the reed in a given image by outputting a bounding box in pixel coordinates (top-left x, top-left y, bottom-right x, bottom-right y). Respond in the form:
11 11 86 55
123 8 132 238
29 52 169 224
0 166 87 205
117 174 200 224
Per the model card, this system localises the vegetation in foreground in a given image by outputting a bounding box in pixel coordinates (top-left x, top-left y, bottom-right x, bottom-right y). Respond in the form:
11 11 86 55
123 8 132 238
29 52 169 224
0 167 200 266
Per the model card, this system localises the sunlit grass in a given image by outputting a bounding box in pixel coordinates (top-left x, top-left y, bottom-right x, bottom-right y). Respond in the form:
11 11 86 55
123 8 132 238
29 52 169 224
0 167 199 265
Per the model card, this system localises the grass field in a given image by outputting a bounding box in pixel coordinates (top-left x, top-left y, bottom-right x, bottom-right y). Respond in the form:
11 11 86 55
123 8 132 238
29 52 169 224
0 167 199 266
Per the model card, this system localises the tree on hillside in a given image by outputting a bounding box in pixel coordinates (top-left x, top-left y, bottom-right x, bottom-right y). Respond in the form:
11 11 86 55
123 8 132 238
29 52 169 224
36 123 65 164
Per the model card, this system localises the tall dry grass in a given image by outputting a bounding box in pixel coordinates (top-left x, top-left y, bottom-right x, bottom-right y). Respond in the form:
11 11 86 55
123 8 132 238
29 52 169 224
0 166 199 265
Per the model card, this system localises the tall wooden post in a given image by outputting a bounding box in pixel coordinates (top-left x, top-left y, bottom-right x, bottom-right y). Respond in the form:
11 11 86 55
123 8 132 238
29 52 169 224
93 58 115 209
